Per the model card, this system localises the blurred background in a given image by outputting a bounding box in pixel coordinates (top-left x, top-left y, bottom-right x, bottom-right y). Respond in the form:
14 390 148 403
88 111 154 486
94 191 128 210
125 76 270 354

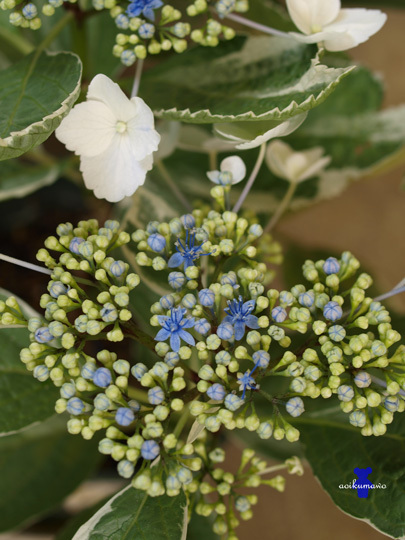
0 4 404 540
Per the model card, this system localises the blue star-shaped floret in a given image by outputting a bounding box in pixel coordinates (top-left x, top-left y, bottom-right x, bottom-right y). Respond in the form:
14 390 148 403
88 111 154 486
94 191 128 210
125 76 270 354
168 230 209 271
155 307 195 352
222 295 259 340
127 0 163 21
237 361 260 399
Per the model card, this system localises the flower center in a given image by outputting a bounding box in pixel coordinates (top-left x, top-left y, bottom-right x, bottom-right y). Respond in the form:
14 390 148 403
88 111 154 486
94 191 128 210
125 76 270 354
311 24 322 33
116 121 127 134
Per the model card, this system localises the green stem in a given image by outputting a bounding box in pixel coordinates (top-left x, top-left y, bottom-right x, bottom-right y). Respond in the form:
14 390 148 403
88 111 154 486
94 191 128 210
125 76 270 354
38 12 74 55
124 320 157 352
156 160 192 212
258 389 274 403
264 181 297 233
0 26 34 56
173 407 191 438
232 143 266 213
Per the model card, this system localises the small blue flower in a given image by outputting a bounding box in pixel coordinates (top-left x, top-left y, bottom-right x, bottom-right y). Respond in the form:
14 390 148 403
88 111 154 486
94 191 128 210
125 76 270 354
271 306 287 323
160 295 174 309
48 321 66 338
60 383 76 399
139 22 155 38
33 365 49 382
384 396 400 412
93 367 113 388
298 291 315 308
198 288 215 307
115 407 135 426
220 271 238 288
194 318 211 335
115 14 129 29
127 0 163 20
118 459 135 478
168 231 209 271
215 351 231 366
224 393 244 412
237 361 260 399
81 363 97 380
34 327 53 344
121 50 136 67
217 322 234 341
75 315 88 333
69 237 85 254
286 397 305 417
252 350 270 368
100 303 118 323
323 257 341 275
222 296 259 340
371 340 387 357
147 233 166 253
354 371 371 388
182 294 196 309
155 307 195 352
349 410 366 427
128 399 141 412
131 363 148 380
323 301 343 321
104 220 120 232
22 3 37 19
49 281 69 298
328 324 346 342
141 440 160 460
337 385 354 402
168 272 185 290
148 386 165 405
67 397 85 415
207 383 226 401
110 260 126 277
94 393 112 411
165 352 179 367
180 214 196 229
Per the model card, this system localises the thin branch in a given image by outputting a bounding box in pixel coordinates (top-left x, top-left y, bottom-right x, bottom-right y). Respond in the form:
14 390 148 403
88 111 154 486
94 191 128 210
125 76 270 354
232 143 266 213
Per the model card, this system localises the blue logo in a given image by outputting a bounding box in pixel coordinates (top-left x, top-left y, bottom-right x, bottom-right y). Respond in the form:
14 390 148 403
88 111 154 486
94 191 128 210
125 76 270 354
353 467 374 498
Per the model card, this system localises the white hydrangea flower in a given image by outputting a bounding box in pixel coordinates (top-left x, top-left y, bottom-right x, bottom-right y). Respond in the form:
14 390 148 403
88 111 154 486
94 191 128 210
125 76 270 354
207 156 246 185
286 0 387 52
213 113 307 150
266 140 331 183
55 74 160 202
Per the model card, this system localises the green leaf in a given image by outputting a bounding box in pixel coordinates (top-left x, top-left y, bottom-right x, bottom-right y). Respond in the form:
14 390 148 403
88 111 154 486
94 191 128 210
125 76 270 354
141 35 353 124
0 158 60 201
296 409 405 539
0 414 101 532
72 485 186 540
187 514 219 540
0 326 59 436
56 496 111 540
0 50 82 161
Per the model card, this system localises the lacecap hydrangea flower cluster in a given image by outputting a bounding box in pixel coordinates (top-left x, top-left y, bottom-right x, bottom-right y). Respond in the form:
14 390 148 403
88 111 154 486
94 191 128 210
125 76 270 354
1 0 245 65
2 195 404 538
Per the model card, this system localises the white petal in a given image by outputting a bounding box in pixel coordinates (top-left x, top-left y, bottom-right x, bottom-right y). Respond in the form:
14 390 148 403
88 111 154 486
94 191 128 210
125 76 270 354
323 8 387 50
236 114 307 150
296 155 331 182
206 171 221 184
289 8 387 51
55 101 116 157
126 98 161 160
266 140 295 180
87 74 137 121
220 156 246 184
286 0 340 35
79 134 152 202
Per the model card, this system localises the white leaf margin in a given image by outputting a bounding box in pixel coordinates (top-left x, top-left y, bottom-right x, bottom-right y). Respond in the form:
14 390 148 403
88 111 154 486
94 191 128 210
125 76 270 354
0 50 82 161
151 38 355 124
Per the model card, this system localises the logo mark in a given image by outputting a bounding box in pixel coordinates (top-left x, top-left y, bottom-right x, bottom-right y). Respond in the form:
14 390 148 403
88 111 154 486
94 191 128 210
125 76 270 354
353 467 374 498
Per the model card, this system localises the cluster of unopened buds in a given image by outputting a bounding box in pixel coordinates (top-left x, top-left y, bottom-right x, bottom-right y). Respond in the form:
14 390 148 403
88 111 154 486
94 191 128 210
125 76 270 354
0 0 246 64
1 196 403 538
